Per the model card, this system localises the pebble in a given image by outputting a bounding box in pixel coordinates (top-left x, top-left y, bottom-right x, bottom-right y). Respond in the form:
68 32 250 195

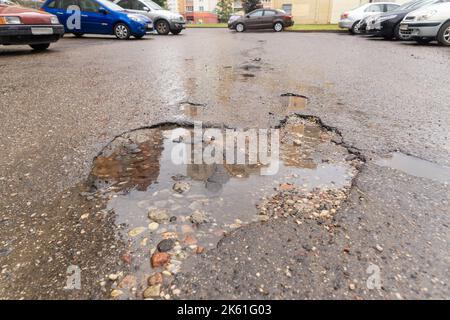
151 252 170 268
349 283 356 290
190 210 209 224
108 273 119 281
148 209 169 223
157 239 175 252
375 245 384 252
128 226 146 237
143 285 161 298
173 181 191 193
183 235 197 246
110 289 123 298
148 222 159 231
148 272 163 286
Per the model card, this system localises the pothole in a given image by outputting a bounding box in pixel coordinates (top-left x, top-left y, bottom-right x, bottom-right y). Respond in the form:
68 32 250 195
376 152 450 184
83 115 361 299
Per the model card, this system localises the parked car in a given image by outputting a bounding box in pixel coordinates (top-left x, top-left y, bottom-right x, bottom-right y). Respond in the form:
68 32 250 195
339 2 400 34
41 0 152 39
0 2 64 50
228 8 294 32
113 0 185 35
366 0 448 40
399 2 450 45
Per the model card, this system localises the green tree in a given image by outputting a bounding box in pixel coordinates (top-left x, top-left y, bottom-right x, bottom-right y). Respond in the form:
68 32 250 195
241 0 262 14
216 0 234 22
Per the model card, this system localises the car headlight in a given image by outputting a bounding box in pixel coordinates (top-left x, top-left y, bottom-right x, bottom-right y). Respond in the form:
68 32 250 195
128 15 143 22
171 16 184 22
50 16 59 24
416 10 437 21
0 16 22 24
377 14 398 23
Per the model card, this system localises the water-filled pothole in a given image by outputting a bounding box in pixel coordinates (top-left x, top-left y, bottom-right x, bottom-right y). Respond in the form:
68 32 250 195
85 116 360 299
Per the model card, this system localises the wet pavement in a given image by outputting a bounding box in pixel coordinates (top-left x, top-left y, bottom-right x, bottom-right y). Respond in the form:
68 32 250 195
0 30 449 299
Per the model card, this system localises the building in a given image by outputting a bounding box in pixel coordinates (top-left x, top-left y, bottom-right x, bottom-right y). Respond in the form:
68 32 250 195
175 0 219 23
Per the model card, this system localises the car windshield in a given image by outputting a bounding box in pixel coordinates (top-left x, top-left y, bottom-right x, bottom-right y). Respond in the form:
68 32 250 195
141 0 162 10
97 0 125 11
393 0 438 11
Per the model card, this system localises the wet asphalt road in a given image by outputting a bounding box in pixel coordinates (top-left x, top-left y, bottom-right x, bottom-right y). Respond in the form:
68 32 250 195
0 29 449 299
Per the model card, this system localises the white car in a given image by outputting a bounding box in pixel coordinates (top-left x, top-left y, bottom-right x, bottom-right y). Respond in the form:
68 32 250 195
400 2 450 45
339 2 401 34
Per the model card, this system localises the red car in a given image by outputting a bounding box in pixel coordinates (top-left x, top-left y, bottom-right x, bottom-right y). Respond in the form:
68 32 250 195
0 3 64 50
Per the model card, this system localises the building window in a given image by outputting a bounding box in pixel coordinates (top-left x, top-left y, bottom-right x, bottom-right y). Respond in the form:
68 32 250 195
199 6 204 11
186 6 193 11
282 4 292 15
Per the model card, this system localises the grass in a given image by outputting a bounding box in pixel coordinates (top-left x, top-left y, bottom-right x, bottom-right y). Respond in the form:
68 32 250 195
186 23 343 31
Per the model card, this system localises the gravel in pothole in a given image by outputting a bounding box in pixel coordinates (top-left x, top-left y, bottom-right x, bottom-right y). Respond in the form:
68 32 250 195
84 116 360 299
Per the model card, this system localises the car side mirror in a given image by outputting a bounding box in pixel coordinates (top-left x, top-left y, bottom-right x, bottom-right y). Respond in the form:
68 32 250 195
143 7 150 12
246 15 250 18
99 7 107 14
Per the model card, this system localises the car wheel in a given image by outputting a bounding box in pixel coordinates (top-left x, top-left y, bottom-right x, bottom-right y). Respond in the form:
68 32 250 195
155 20 170 35
350 20 360 35
415 37 432 45
235 23 245 32
29 43 50 51
273 22 284 32
437 21 450 46
73 33 84 38
114 23 131 40
171 29 182 35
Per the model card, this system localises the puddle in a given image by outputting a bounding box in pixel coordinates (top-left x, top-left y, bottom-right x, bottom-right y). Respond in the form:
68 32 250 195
84 116 359 299
281 93 309 112
376 152 450 184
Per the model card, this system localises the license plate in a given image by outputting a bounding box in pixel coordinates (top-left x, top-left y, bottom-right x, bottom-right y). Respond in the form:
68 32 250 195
31 27 53 35
400 24 408 31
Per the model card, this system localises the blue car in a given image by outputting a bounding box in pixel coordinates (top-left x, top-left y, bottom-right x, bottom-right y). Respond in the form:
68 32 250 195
41 0 152 39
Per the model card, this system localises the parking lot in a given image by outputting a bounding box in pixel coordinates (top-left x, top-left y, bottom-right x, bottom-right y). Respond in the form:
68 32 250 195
0 29 449 299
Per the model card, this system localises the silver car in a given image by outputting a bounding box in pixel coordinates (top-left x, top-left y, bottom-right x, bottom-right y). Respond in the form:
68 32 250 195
113 0 185 35
400 1 450 45
339 2 400 34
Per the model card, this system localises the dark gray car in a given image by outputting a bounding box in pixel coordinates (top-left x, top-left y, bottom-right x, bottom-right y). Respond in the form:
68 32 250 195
228 9 294 32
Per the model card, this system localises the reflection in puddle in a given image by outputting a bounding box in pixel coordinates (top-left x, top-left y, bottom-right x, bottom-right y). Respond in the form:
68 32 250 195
87 116 358 299
178 102 204 118
281 93 309 112
376 152 450 184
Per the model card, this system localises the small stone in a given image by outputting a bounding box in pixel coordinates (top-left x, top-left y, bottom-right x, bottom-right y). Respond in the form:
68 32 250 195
118 275 136 289
110 289 123 298
143 285 161 298
196 246 205 254
148 209 169 223
183 235 197 246
151 252 170 268
258 215 269 222
161 231 178 239
121 252 132 264
173 182 191 194
169 216 177 222
157 239 175 252
148 222 159 231
279 183 295 191
349 283 356 290
147 272 163 286
189 210 209 224
80 213 89 220
128 226 146 237
172 288 181 295
375 245 384 252
108 273 119 281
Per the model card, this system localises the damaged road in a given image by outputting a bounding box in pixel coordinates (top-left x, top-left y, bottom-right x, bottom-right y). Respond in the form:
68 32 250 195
0 30 449 299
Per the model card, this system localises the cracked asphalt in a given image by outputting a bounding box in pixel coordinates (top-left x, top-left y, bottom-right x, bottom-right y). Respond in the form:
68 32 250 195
0 29 449 299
